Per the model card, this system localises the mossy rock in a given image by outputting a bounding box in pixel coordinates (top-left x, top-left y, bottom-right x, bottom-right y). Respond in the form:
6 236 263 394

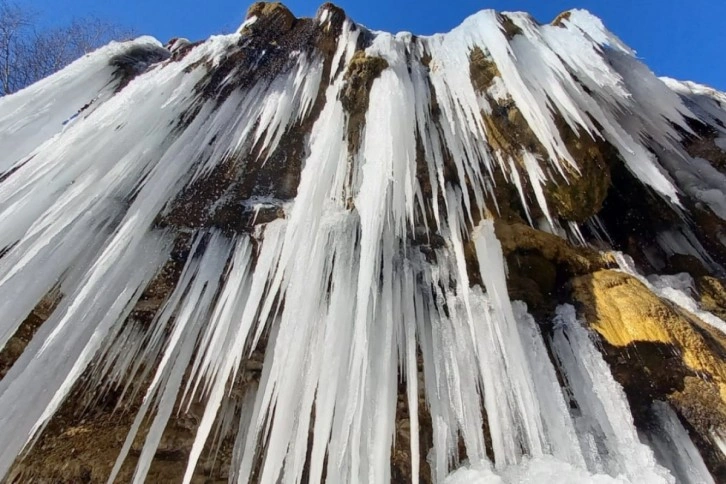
670 377 726 435
665 253 710 278
0 289 61 379
479 102 553 222
668 377 726 481
340 51 389 155
551 11 572 28
682 121 726 175
593 153 684 267
469 46 500 93
569 268 726 475
245 2 296 33
498 14 523 40
688 202 726 269
490 220 612 319
544 118 614 223
698 276 726 321
505 252 557 317
474 64 613 223
494 220 612 274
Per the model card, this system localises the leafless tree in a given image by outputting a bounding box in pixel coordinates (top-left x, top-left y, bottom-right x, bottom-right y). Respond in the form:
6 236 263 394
0 1 32 94
0 1 133 95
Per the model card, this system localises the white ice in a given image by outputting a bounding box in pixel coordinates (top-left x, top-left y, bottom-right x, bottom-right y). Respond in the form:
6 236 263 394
0 5 720 483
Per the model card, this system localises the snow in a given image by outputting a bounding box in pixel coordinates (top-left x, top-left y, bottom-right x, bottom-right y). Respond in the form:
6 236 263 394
445 457 629 484
0 5 722 483
236 15 257 33
662 77 726 130
616 253 726 335
0 36 168 173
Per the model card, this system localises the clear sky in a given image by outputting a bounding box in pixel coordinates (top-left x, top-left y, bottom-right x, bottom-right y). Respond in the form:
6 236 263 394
24 0 726 90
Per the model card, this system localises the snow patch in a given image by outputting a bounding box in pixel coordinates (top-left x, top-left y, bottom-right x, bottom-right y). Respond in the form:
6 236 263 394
445 457 629 484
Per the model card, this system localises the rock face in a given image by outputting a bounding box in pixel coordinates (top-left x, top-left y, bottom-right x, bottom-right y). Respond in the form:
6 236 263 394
1 2 726 483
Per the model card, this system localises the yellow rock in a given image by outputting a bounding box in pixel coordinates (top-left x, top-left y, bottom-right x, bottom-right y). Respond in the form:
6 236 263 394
571 269 726 415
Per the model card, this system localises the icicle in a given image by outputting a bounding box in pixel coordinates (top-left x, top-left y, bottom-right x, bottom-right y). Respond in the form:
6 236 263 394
401 260 422 484
586 215 614 245
2 5 726 483
550 304 674 483
0 37 169 172
512 302 586 468
0 230 170 477
109 230 235 484
644 401 714 484
471 219 547 466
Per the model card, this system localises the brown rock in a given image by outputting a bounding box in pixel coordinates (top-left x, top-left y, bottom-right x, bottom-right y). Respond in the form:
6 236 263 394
469 46 499 93
570 269 726 475
698 276 726 321
245 2 296 34
340 50 389 156
498 14 523 40
494 220 613 274
551 11 572 27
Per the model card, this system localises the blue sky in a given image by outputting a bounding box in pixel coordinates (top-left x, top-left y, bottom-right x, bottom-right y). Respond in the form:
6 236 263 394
25 0 726 90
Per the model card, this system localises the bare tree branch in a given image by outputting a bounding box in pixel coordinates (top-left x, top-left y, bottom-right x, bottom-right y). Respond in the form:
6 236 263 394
0 1 134 96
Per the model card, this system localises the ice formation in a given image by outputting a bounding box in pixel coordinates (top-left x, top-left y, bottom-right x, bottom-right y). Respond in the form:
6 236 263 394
1 2 726 483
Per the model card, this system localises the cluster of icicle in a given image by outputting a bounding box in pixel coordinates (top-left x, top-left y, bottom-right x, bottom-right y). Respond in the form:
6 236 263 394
0 4 724 483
